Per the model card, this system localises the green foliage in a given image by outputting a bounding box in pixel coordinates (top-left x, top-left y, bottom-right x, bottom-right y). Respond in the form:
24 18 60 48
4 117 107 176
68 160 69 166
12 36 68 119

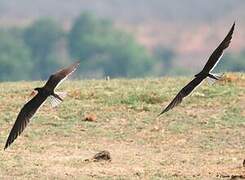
23 18 65 79
0 30 32 81
154 46 175 69
68 13 154 78
153 46 178 76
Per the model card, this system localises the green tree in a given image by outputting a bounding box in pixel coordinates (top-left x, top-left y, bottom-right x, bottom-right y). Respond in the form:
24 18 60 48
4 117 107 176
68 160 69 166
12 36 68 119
0 30 32 81
153 46 176 76
23 18 65 79
68 13 153 78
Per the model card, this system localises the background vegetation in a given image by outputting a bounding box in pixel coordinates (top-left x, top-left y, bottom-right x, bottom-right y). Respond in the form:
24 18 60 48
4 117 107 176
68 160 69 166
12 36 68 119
0 12 244 81
0 14 157 80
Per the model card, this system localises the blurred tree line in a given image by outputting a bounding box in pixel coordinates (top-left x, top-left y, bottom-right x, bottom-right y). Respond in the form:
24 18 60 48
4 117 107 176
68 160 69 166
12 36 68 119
0 13 244 81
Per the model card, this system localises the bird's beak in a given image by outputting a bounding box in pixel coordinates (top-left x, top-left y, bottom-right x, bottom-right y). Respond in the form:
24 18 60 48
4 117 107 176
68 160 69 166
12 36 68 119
29 90 37 98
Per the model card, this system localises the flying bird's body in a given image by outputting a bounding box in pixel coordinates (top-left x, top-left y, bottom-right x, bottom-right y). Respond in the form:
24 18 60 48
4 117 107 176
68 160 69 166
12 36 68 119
159 23 235 115
4 61 79 149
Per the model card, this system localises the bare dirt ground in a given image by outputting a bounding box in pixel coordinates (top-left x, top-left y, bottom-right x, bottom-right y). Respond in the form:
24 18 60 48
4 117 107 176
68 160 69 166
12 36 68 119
0 73 245 179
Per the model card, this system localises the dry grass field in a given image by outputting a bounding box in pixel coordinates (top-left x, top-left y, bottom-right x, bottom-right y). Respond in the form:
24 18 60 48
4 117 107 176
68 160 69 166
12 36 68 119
0 73 245 179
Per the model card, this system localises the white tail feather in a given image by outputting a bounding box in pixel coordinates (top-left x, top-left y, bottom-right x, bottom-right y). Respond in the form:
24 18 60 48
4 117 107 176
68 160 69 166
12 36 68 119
206 77 217 85
56 92 67 99
212 73 223 79
49 96 62 107
206 73 224 85
49 92 67 107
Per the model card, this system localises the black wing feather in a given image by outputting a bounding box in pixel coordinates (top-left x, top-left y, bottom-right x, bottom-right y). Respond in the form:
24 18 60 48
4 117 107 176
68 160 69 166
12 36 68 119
4 93 48 149
44 61 79 91
201 22 235 73
159 77 205 115
159 22 235 116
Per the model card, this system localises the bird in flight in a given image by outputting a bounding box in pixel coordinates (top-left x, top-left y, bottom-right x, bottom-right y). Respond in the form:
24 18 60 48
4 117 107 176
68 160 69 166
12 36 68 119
159 22 235 115
4 61 80 150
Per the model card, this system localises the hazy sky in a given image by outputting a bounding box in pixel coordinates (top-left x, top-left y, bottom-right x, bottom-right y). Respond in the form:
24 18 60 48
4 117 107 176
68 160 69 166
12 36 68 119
0 0 244 24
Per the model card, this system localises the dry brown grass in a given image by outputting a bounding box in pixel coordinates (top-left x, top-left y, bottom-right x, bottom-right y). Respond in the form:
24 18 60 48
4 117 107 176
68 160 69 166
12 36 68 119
0 74 245 179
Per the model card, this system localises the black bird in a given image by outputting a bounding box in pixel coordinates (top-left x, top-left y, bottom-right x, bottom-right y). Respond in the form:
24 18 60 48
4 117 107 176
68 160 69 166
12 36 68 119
4 61 79 149
159 22 235 115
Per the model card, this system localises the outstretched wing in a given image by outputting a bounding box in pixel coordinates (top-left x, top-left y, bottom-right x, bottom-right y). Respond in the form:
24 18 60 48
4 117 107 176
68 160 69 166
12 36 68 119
43 61 80 92
4 93 48 149
159 77 205 115
201 22 235 73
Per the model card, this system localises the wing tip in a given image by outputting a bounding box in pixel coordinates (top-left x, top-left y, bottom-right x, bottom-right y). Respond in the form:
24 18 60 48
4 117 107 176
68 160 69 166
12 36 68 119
229 21 235 36
158 107 169 117
4 142 10 150
222 21 236 48
231 21 236 31
72 60 80 72
157 112 164 117
74 60 80 67
4 129 19 150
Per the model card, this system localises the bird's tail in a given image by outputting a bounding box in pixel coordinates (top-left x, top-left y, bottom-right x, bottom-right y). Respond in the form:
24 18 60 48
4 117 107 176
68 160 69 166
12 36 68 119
206 77 217 85
50 92 67 107
207 73 224 84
